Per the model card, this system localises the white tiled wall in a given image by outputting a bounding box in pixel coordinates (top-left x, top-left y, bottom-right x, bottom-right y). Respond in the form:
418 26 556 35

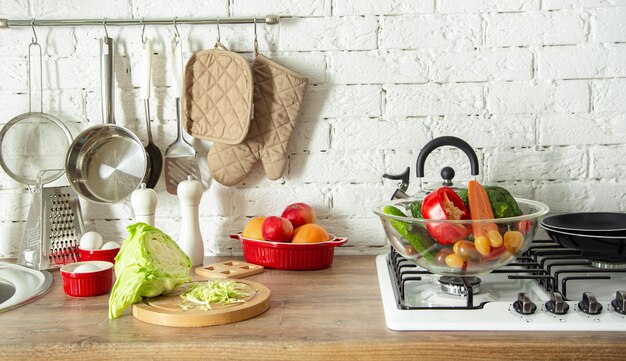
1 0 625 257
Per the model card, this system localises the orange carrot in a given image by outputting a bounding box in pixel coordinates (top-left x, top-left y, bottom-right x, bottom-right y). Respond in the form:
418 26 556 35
467 180 499 238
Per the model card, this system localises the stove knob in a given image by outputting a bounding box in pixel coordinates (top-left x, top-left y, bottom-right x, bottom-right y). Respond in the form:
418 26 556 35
578 292 602 315
545 292 569 315
513 292 536 315
611 290 626 315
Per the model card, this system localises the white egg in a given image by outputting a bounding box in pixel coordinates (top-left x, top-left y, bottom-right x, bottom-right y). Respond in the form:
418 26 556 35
73 263 101 274
100 241 121 250
79 231 103 250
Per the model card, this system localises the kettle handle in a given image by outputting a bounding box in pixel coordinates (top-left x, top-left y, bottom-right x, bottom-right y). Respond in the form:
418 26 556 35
415 136 479 178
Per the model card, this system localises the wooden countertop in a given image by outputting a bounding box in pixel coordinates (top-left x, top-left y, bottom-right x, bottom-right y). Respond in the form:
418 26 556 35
1 255 625 361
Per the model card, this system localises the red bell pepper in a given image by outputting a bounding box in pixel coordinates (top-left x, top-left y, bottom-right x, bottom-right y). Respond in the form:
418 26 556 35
422 187 471 245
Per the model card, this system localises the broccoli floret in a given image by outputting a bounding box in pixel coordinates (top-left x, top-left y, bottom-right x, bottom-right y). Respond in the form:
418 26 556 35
455 186 522 218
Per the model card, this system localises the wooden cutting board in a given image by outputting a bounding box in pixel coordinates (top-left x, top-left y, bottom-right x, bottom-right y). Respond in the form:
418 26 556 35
131 279 270 327
195 260 264 279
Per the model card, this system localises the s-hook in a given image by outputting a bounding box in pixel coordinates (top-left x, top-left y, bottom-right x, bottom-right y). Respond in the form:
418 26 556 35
253 17 259 55
30 18 38 44
102 18 109 38
172 17 180 45
28 19 43 113
141 17 146 44
216 17 221 43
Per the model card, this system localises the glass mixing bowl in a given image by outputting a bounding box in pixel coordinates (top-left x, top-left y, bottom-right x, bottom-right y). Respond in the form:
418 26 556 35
373 197 549 276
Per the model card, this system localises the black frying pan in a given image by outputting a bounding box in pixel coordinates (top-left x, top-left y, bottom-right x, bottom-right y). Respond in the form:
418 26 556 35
541 212 626 233
541 212 626 263
543 225 626 264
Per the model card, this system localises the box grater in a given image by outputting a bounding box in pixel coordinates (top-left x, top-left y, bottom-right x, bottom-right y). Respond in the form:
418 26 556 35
17 182 84 270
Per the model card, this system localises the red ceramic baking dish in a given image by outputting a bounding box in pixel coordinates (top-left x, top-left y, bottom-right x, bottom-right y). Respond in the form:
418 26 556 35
78 247 119 263
60 261 114 297
231 233 348 270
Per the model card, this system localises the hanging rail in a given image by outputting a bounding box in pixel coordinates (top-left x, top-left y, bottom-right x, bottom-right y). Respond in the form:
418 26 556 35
0 15 281 29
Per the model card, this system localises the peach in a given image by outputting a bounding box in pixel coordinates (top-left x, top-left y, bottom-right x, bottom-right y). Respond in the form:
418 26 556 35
242 216 266 240
292 223 330 244
280 202 317 230
261 216 294 242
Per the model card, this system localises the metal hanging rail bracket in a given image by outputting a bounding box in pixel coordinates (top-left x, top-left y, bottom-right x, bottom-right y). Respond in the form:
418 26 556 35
0 15 282 29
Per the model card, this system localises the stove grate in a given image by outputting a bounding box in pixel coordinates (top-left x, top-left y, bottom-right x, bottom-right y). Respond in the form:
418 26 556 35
388 240 626 310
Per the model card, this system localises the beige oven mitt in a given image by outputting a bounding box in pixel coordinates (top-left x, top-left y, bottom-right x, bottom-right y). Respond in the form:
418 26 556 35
207 54 309 186
183 42 253 144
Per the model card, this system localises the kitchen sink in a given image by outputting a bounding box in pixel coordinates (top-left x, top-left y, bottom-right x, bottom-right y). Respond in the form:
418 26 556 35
0 261 52 313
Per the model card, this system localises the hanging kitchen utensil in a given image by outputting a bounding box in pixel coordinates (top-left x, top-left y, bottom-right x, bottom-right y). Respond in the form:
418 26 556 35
0 26 72 187
65 34 147 204
164 32 200 195
204 21 309 186
140 36 163 188
0 27 84 270
183 42 254 145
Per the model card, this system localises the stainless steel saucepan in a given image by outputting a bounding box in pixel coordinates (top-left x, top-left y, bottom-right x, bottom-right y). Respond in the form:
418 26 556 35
65 36 147 204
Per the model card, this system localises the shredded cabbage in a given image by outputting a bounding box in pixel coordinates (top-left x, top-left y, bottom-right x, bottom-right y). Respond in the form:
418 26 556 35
108 223 192 319
180 280 250 311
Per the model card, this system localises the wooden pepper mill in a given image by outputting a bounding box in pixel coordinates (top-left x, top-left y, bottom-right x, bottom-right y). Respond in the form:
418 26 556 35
177 176 204 266
130 183 157 226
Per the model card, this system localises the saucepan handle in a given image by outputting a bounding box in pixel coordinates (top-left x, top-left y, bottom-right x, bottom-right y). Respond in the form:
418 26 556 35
100 36 115 125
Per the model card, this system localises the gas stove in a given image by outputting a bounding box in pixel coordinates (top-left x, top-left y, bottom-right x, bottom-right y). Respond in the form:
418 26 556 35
376 240 626 331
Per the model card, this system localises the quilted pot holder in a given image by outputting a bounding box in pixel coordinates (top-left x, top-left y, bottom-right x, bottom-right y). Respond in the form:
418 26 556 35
207 54 309 186
183 42 254 144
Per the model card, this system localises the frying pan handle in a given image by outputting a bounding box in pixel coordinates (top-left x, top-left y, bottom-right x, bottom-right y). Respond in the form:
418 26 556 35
141 39 152 100
170 36 183 99
415 136 479 178
100 37 115 125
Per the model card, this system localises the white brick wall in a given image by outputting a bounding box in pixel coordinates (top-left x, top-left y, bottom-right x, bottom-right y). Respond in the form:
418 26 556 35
1 0 625 258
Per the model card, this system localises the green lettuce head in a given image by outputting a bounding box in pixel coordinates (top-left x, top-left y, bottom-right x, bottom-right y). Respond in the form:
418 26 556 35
108 223 192 319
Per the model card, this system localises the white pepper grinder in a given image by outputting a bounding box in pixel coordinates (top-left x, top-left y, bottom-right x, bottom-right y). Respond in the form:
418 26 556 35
177 175 204 266
130 183 157 226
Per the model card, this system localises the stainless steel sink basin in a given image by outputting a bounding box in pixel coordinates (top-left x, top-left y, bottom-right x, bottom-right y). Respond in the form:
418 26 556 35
0 262 52 313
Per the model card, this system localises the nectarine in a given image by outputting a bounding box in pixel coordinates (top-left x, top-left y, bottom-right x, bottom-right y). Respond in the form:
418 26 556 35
261 216 294 242
281 202 317 229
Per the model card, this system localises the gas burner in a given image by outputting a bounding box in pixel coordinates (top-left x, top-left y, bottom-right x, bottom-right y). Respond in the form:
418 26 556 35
438 276 480 296
590 260 626 270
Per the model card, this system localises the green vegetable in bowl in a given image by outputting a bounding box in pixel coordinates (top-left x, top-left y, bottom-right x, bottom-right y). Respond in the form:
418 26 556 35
383 206 435 262
108 223 192 319
410 200 423 219
456 186 522 219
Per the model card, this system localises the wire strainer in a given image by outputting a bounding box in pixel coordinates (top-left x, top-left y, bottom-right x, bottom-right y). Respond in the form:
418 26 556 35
0 30 72 187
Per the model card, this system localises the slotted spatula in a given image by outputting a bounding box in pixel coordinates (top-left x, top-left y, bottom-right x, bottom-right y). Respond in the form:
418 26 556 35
164 35 200 195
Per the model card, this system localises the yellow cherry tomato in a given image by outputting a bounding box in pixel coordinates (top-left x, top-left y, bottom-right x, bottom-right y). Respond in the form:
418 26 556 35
487 229 503 248
453 240 479 262
453 240 461 255
474 236 491 256
504 231 524 253
445 253 465 269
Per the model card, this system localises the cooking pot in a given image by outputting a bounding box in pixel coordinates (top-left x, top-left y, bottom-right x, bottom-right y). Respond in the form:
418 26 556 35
65 37 147 203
